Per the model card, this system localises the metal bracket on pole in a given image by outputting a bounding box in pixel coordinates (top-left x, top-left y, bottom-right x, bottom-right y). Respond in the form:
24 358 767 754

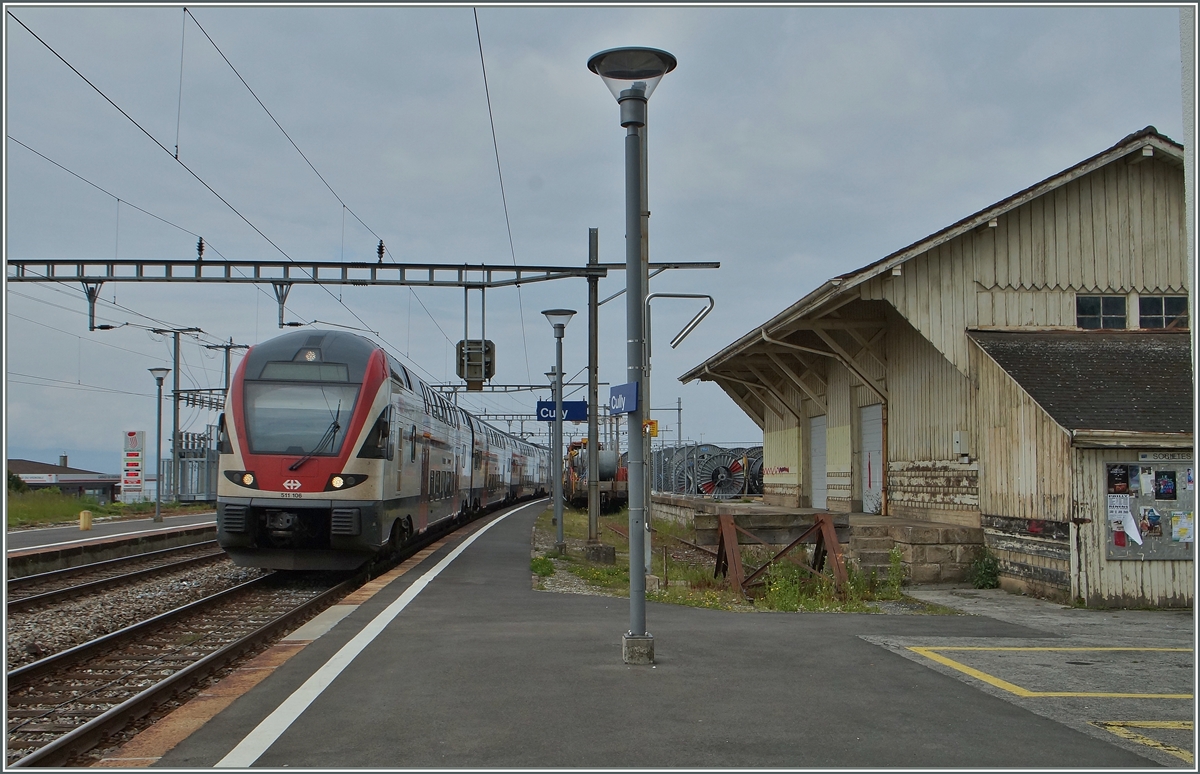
82 281 105 331
272 282 293 328
645 292 715 350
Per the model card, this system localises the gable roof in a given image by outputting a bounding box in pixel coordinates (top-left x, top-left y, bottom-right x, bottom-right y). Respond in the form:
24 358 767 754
682 127 1184 381
968 330 1193 435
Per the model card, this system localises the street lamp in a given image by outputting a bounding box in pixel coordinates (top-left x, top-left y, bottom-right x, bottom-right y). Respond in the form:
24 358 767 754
588 45 675 666
543 309 576 555
148 367 171 523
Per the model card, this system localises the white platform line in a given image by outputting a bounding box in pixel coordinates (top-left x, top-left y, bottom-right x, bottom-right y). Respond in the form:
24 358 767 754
214 500 541 768
5 519 217 553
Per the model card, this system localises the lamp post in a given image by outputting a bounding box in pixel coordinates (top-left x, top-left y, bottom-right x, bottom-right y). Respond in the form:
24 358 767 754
588 45 676 665
148 367 170 523
543 309 576 555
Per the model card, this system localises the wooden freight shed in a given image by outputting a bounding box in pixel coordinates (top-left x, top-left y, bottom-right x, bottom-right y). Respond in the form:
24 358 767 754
681 126 1193 606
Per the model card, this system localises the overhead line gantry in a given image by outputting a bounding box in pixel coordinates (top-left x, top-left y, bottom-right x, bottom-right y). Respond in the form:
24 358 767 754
6 257 717 330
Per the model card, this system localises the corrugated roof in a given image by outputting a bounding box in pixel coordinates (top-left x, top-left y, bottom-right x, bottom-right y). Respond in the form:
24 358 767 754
968 331 1194 434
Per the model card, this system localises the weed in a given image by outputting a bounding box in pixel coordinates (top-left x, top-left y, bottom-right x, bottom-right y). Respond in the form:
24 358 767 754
969 546 1001 589
530 556 555 577
883 545 904 599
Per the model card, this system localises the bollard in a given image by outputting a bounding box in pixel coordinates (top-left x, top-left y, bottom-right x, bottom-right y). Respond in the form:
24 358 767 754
79 510 93 531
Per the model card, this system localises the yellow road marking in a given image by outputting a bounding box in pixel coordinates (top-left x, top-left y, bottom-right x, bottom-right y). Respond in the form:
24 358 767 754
1090 721 1194 764
907 647 1194 699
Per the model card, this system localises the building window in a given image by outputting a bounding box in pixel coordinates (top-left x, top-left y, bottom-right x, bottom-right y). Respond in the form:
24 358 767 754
1138 295 1189 329
1076 295 1126 329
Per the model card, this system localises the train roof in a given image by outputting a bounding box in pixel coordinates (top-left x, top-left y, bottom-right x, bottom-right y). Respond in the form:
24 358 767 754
248 329 545 452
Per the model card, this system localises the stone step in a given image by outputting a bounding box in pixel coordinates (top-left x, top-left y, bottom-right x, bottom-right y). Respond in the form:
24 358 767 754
849 536 894 552
850 525 892 538
852 549 895 567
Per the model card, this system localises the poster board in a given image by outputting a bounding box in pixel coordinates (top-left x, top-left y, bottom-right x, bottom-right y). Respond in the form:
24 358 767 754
1105 452 1195 561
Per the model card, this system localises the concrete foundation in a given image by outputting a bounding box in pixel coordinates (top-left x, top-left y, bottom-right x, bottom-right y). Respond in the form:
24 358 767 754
621 633 654 665
584 543 616 564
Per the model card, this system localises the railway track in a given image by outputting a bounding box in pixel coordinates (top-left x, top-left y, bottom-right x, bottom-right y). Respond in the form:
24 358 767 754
6 571 353 767
7 542 227 614
4 510 491 767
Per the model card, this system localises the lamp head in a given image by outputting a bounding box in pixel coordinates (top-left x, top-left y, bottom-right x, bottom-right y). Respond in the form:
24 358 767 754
148 367 171 385
542 308 576 334
587 47 677 102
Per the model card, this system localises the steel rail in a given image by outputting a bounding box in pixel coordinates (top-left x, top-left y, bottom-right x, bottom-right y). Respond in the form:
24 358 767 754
5 499 536 767
8 574 359 768
7 540 220 591
7 551 226 613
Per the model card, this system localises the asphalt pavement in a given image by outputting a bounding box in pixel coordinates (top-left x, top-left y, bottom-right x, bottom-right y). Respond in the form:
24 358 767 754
150 501 1191 769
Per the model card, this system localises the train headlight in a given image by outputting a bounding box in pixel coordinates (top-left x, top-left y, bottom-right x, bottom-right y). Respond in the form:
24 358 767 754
324 474 367 492
224 470 259 489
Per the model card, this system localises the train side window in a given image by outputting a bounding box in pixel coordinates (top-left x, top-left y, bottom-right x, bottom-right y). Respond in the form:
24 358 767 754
217 413 232 454
410 425 418 462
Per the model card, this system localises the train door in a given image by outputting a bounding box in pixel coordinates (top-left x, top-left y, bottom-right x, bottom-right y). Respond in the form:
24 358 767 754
419 429 430 531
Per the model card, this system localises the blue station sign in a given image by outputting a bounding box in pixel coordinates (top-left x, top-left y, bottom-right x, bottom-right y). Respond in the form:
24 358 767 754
608 382 638 415
537 400 588 422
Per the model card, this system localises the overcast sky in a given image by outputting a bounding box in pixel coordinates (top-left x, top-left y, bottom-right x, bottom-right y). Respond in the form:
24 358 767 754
3 3 1189 476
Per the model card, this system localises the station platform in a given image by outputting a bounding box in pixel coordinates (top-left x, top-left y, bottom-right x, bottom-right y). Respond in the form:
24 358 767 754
108 500 1167 768
5 513 216 577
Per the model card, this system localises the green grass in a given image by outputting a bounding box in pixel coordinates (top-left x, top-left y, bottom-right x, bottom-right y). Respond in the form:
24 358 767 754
6 490 211 528
532 502 959 615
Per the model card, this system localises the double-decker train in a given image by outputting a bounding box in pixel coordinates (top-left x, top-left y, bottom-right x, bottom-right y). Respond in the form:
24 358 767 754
216 329 549 570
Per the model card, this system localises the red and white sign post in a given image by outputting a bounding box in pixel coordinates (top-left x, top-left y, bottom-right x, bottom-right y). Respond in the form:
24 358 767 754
122 431 145 495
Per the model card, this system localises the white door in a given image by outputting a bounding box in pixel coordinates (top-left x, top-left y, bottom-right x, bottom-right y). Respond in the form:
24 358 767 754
859 404 883 514
809 415 827 509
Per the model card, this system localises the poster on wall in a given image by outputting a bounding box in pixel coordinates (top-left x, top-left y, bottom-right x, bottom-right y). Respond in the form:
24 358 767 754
1107 460 1194 561
1171 512 1194 543
1107 465 1130 494
1155 470 1177 501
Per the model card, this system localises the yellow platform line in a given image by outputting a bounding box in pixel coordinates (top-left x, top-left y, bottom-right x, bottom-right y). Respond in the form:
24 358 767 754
907 647 1194 699
1089 721 1194 764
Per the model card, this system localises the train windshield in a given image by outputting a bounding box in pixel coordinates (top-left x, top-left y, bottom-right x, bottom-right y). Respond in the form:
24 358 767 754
243 381 359 455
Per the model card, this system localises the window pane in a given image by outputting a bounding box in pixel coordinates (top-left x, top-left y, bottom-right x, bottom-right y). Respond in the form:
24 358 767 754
1164 296 1188 316
1100 316 1126 329
1140 296 1164 316
1076 296 1101 316
1078 315 1102 329
1142 316 1165 329
1101 296 1126 315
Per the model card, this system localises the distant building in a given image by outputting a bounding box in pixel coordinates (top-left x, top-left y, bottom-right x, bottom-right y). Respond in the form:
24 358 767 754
7 456 121 505
682 127 1193 607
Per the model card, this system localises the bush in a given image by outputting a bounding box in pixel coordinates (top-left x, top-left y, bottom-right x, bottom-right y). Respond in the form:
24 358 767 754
7 471 29 493
969 546 1001 589
530 556 555 577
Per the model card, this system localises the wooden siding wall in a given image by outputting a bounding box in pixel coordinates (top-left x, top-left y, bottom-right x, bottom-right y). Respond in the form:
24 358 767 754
825 366 853 512
860 158 1187 375
882 313 980 524
1072 448 1194 608
763 381 804 506
972 342 1074 597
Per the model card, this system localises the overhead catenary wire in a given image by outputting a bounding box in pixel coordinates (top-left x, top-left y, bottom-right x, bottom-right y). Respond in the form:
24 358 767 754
10 10 523 405
7 10 387 353
178 8 454 384
473 7 531 384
